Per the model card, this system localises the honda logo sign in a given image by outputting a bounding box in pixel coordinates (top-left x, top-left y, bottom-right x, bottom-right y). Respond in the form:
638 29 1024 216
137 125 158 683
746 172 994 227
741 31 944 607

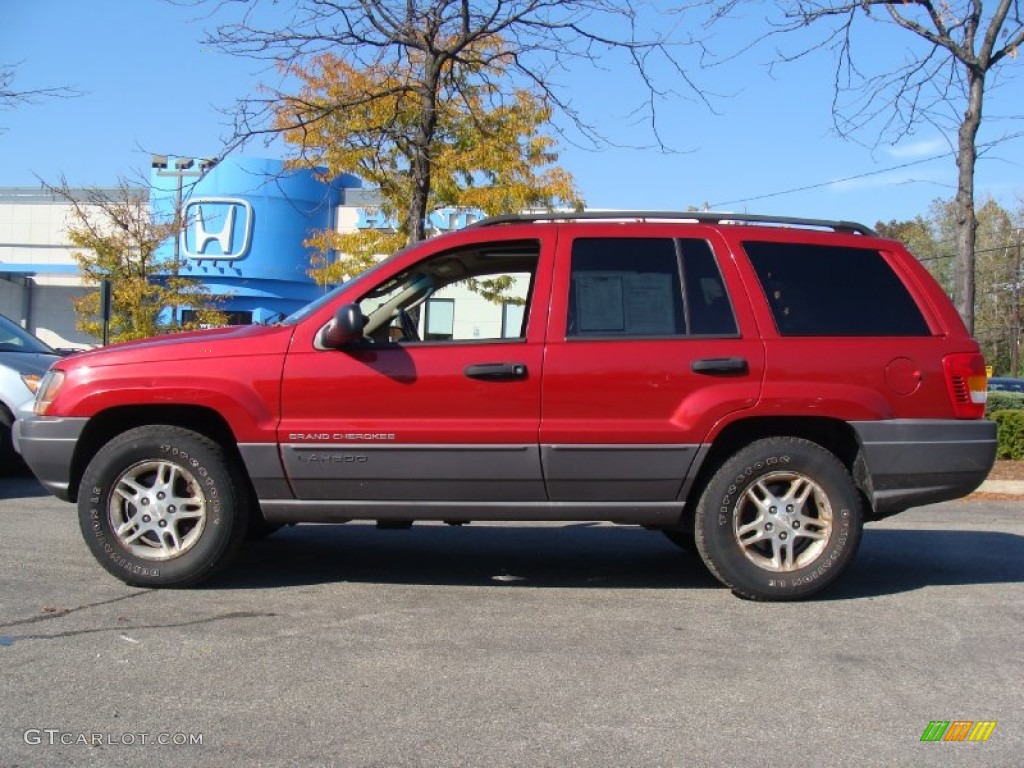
181 198 254 260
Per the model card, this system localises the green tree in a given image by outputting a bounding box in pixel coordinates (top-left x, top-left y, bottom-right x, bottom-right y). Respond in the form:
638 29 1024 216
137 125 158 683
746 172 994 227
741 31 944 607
972 199 1022 375
51 180 226 343
883 197 1023 374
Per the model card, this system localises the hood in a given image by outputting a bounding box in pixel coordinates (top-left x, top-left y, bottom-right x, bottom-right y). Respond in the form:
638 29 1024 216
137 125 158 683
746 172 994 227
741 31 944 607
57 323 295 369
0 350 61 377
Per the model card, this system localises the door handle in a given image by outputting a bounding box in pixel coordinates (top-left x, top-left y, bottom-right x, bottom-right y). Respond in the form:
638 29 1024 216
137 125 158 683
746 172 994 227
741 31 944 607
464 362 529 381
691 357 749 375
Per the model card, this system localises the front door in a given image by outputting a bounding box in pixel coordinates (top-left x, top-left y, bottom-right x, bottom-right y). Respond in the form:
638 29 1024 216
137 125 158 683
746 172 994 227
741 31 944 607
278 231 555 503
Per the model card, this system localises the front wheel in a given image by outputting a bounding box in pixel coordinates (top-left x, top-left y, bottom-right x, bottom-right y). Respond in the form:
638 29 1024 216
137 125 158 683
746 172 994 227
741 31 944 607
695 438 863 601
78 426 247 587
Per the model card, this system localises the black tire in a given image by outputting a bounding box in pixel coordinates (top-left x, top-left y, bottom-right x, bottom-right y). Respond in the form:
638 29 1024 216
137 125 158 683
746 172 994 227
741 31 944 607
0 405 28 476
0 406 17 474
695 437 863 601
78 426 247 587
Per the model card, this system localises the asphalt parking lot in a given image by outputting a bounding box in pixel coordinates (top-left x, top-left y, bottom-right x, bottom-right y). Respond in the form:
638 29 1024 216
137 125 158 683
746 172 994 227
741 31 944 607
1 472 1021 768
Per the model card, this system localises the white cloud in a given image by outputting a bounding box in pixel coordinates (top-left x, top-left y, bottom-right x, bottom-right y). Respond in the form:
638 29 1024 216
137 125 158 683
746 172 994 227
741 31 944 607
886 138 950 159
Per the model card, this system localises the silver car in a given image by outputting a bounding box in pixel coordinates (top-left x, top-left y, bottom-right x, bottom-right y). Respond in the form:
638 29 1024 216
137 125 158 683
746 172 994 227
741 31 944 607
0 313 61 471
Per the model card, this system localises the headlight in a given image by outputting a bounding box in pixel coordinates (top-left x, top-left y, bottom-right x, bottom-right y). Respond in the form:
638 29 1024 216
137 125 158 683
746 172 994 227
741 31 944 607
33 370 66 415
20 373 43 394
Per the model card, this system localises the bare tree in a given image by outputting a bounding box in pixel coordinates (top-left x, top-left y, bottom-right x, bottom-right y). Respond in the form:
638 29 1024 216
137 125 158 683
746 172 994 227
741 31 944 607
0 63 78 112
710 1 1023 334
199 0 701 242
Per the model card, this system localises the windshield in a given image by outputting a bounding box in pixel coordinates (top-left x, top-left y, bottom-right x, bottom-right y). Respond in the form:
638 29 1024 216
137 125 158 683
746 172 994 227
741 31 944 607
281 248 411 326
0 314 56 354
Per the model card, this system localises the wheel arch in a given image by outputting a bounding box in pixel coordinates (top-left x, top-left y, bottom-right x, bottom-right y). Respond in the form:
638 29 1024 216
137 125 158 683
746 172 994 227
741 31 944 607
69 405 252 504
683 416 870 520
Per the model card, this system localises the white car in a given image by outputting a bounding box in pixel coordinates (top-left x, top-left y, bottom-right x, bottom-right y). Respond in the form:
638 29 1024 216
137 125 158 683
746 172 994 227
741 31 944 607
0 314 61 471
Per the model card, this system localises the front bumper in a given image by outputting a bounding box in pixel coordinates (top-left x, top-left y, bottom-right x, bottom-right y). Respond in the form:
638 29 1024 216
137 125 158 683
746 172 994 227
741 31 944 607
12 410 88 502
851 419 997 518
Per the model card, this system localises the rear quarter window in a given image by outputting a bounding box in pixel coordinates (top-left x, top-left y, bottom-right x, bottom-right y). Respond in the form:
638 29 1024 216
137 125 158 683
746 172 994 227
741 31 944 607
744 241 930 336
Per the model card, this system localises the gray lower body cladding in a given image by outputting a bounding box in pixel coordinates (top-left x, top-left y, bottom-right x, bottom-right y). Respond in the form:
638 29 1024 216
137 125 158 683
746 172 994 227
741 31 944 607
12 414 87 501
256 442 697 525
851 419 997 518
257 499 684 526
14 413 996 525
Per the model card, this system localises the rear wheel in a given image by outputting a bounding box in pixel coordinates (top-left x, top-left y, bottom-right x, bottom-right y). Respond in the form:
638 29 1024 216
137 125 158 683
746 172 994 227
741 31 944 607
695 437 863 601
78 426 247 587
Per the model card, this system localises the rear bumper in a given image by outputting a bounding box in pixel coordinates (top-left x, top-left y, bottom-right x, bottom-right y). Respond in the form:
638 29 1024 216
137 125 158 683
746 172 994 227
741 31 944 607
12 411 88 502
851 419 997 518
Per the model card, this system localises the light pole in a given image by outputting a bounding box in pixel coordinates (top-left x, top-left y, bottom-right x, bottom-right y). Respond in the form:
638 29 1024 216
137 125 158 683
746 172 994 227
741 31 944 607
151 155 218 324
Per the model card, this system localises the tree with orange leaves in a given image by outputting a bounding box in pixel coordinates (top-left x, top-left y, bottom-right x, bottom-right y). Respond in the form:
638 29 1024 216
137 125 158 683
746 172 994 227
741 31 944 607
275 38 582 284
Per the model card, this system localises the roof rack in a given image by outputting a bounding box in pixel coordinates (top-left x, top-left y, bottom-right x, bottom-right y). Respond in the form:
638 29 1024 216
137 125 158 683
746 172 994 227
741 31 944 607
466 211 878 236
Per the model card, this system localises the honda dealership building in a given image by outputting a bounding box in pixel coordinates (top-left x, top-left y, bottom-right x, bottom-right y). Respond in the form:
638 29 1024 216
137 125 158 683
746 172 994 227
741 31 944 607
0 157 474 347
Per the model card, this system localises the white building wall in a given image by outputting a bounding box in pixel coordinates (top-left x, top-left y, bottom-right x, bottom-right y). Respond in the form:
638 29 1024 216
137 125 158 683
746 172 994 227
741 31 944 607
1 185 495 348
0 190 104 349
27 277 94 349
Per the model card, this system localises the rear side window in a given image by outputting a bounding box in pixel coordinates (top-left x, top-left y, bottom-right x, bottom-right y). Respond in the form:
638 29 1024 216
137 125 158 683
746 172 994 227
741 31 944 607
744 241 930 336
568 238 737 338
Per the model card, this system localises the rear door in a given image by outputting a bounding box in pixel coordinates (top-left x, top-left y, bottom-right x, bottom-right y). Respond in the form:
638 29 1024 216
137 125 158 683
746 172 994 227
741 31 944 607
539 224 765 501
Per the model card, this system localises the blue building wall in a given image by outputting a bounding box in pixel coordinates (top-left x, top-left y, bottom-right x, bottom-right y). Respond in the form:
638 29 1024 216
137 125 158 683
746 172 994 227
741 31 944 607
151 158 360 323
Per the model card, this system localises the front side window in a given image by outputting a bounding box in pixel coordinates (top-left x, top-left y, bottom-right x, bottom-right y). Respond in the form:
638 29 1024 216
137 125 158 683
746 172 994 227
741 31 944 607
744 241 930 336
567 237 736 338
423 273 532 341
355 241 538 344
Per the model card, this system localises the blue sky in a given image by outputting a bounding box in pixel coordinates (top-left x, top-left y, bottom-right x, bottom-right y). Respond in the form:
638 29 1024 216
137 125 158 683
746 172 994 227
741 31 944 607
1 0 1021 227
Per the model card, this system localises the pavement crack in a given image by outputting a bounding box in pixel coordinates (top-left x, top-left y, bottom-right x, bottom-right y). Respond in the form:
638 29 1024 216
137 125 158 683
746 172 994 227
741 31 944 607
0 590 153 630
6 611 277 643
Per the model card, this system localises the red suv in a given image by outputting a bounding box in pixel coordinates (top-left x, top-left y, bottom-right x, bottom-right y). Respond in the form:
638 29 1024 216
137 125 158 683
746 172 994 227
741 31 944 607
14 212 996 599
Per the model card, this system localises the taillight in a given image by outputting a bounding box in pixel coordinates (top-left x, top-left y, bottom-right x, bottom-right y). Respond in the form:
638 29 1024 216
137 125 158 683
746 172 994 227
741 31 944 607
942 353 988 419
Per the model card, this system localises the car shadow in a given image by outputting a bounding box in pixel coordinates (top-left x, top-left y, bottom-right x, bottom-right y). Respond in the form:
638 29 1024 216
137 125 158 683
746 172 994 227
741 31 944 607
208 522 1024 598
214 523 719 591
826 528 1024 600
0 472 49 499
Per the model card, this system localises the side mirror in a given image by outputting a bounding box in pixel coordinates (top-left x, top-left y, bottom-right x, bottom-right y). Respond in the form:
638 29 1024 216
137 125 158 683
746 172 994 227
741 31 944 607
318 304 366 349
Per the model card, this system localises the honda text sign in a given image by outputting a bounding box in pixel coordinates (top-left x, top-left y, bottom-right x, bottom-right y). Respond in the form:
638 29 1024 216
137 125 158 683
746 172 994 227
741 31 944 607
181 198 254 260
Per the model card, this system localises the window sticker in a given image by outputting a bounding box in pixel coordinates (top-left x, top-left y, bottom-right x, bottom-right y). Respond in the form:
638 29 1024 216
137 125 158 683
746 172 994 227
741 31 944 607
576 274 625 332
574 272 676 334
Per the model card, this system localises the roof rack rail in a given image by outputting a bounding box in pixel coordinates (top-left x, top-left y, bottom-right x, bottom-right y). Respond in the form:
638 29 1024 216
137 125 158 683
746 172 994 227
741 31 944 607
466 211 877 236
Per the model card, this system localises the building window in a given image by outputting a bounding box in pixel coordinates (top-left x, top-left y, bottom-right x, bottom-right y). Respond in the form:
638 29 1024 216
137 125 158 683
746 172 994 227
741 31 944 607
180 309 253 327
424 298 455 341
501 301 526 338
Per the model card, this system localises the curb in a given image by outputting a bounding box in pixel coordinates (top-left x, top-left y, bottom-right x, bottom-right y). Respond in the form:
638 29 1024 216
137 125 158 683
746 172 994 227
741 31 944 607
975 480 1024 496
